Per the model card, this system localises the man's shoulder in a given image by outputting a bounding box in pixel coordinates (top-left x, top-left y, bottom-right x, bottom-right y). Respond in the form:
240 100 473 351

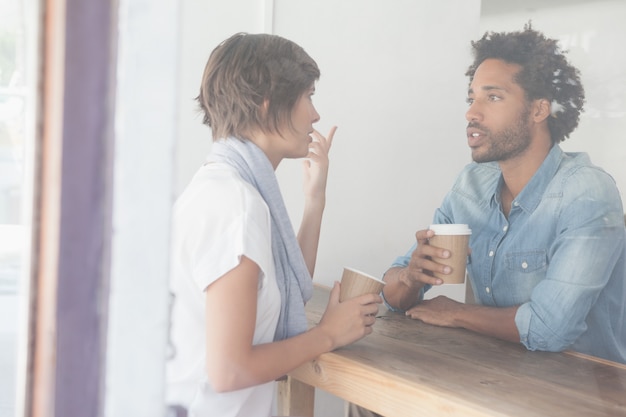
558 151 618 189
553 151 623 223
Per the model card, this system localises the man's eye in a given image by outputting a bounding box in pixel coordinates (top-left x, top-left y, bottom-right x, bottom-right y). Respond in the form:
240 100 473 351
489 95 501 101
466 97 474 105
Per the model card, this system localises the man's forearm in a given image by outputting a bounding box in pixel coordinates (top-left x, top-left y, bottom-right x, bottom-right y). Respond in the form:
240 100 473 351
455 304 521 344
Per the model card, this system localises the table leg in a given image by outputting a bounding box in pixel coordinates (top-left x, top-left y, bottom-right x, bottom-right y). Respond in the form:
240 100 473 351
276 375 315 417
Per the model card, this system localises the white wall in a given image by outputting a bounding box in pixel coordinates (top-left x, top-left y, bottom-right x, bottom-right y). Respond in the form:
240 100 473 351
105 1 179 416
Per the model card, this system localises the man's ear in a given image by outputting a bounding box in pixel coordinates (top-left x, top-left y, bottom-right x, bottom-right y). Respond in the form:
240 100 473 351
533 98 551 123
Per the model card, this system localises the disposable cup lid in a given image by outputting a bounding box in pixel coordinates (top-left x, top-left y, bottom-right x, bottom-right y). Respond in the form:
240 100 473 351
429 224 472 235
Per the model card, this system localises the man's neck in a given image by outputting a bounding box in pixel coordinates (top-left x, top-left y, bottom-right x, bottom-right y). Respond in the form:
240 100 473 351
499 136 553 198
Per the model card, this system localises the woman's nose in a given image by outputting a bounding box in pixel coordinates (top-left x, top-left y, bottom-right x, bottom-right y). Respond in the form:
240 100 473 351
311 107 320 124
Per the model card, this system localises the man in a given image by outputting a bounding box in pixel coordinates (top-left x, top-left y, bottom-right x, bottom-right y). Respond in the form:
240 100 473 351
349 23 625 417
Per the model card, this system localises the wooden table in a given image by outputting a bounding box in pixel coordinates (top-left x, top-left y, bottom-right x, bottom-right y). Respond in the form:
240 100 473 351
277 285 626 417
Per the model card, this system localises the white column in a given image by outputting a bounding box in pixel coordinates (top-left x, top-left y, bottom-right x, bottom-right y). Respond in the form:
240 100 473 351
104 1 179 416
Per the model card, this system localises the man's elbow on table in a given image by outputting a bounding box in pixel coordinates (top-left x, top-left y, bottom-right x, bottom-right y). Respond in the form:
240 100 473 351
516 305 580 353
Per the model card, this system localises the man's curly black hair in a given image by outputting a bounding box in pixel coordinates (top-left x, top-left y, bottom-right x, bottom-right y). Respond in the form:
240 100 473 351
465 23 585 143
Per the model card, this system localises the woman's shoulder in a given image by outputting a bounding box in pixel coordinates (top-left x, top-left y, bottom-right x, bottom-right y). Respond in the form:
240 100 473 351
176 163 269 221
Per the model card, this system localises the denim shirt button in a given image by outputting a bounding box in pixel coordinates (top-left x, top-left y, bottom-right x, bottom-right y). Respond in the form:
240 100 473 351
503 225 508 232
521 261 528 269
489 250 494 257
485 287 491 294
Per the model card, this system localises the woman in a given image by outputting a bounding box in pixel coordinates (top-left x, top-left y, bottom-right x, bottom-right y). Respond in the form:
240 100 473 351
166 33 381 417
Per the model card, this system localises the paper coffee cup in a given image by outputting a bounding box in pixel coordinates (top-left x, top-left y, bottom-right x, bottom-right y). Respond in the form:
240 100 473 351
428 224 471 284
339 267 386 302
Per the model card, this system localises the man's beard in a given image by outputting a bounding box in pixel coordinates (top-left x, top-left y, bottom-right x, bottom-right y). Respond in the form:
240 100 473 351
471 105 533 164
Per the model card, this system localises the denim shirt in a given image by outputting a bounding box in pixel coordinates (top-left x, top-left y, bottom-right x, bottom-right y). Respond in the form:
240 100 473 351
390 145 626 363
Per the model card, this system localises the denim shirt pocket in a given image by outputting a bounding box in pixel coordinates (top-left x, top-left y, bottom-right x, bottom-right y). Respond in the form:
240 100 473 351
504 250 548 273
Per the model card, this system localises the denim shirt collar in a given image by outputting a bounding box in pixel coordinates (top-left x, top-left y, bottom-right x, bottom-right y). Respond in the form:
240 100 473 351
492 145 564 214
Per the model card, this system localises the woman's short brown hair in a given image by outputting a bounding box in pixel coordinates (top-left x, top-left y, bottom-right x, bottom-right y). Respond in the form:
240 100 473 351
197 33 320 141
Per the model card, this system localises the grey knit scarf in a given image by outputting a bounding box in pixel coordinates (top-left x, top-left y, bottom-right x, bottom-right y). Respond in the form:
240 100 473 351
208 137 313 341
